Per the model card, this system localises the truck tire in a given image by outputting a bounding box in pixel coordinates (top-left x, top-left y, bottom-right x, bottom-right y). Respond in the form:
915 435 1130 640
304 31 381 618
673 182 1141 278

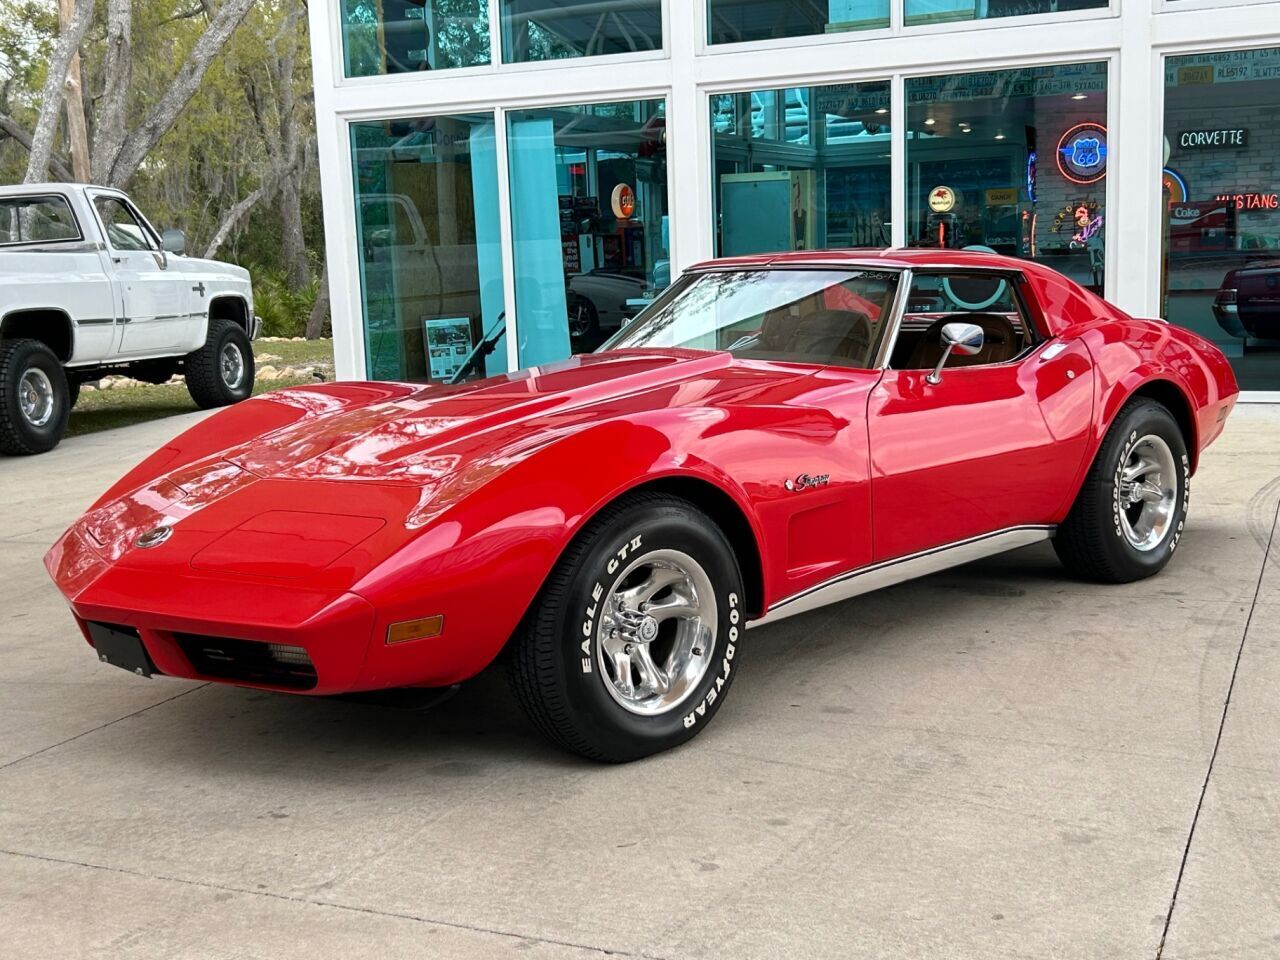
508 493 745 762
185 317 254 409
0 339 71 455
1054 398 1190 583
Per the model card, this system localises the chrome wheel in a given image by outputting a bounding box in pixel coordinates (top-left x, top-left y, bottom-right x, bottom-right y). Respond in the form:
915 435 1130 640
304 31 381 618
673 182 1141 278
1116 433 1178 552
18 367 55 428
220 341 245 390
596 549 717 717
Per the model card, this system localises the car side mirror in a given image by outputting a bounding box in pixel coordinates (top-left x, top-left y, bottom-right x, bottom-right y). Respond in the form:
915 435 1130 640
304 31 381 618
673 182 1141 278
927 321 984 384
161 229 186 255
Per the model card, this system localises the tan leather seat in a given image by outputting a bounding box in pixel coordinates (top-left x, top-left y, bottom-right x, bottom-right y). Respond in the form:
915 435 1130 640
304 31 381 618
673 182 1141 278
757 306 873 365
905 313 1021 371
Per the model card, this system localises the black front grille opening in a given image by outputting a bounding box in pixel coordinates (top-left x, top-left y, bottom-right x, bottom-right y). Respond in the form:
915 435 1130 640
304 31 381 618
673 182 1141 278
89 621 140 639
174 634 317 690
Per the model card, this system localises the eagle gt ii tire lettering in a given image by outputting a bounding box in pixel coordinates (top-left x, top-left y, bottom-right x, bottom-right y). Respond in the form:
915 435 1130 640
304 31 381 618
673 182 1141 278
508 492 745 762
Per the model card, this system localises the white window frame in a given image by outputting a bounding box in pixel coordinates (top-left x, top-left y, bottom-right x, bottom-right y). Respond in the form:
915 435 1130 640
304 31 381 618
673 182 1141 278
308 0 1280 400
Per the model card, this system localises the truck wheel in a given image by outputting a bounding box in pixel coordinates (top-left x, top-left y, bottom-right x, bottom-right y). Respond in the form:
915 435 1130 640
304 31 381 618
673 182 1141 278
185 317 254 409
1054 398 1190 583
508 493 745 762
67 378 80 409
0 339 71 455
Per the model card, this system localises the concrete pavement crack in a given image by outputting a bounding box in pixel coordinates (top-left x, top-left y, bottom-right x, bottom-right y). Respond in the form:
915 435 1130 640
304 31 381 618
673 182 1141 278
0 847 679 960
0 683 210 773
1155 487 1280 959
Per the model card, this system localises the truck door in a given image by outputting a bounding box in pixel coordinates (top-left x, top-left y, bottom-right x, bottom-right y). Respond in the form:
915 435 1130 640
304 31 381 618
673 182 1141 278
90 193 187 356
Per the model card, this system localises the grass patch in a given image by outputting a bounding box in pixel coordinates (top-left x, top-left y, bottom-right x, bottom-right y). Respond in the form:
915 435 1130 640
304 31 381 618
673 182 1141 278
67 339 335 438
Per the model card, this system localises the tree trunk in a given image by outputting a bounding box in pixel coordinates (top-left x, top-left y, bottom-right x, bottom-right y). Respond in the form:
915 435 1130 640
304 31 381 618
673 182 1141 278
278 178 309 292
305 264 330 340
203 183 267 259
101 0 256 187
0 114 74 181
92 0 133 183
24 0 94 183
59 0 91 182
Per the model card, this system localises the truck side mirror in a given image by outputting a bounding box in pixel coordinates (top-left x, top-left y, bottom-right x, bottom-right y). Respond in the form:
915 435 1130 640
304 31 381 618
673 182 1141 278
161 229 186 255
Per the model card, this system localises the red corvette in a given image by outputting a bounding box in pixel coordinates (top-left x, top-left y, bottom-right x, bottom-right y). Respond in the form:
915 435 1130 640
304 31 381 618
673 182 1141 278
46 250 1238 761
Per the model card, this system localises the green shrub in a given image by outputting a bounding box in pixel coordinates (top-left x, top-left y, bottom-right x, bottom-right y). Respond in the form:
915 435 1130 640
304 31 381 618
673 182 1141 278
251 268 319 338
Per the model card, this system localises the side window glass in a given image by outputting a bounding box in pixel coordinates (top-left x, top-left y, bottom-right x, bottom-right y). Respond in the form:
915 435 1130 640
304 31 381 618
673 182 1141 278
0 196 81 244
891 273 1034 370
93 197 155 252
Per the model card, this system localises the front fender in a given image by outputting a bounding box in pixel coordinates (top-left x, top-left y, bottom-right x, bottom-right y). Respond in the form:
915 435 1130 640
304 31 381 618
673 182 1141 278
348 414 766 689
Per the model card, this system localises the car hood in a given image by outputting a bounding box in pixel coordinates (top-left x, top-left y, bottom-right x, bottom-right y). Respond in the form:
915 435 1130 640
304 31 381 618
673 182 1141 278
223 349 761 484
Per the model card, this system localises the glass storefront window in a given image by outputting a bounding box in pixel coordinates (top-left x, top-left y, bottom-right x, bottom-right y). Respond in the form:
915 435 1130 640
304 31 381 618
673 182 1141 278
350 114 508 383
905 62 1108 294
904 0 1104 27
501 1 662 62
505 99 670 361
1163 48 1280 392
711 81 891 257
341 0 490 77
708 1 889 45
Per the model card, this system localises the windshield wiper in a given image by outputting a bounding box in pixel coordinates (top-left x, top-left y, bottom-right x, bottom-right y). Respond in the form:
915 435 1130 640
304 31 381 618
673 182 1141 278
447 313 506 385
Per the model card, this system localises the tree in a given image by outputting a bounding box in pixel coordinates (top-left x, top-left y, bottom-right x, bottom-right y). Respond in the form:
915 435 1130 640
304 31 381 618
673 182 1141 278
0 0 329 338
14 0 258 187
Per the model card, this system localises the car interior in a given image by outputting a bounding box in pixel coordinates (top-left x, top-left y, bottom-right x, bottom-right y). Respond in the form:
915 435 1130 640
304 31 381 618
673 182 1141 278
888 273 1037 370
724 270 1036 371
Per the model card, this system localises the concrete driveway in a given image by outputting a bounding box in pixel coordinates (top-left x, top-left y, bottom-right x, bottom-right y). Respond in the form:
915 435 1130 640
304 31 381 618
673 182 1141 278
1 406 1277 960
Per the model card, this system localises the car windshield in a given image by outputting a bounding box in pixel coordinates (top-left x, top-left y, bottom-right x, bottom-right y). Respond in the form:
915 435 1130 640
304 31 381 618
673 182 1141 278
601 267 901 370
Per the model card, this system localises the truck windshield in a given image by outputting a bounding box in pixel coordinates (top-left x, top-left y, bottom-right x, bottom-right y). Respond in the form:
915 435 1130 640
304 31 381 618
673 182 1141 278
600 267 901 370
0 196 80 246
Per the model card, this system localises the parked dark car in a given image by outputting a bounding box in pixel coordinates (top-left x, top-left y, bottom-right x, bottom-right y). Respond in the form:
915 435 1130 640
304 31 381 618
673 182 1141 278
1214 260 1280 340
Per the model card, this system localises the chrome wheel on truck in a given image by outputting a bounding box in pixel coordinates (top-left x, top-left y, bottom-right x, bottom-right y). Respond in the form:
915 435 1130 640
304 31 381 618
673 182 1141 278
0 339 70 455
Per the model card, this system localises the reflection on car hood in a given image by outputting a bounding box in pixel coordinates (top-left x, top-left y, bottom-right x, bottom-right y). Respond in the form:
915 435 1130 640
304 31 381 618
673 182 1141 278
225 350 749 483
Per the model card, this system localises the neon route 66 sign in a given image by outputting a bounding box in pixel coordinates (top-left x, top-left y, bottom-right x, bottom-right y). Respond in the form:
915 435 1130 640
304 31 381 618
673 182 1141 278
1057 123 1108 185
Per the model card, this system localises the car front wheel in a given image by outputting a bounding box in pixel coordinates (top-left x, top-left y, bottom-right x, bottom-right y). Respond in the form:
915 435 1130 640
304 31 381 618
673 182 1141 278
509 493 745 762
1054 398 1190 583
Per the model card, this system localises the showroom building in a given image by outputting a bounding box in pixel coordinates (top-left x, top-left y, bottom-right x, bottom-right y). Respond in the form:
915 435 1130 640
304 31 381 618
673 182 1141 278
305 0 1280 399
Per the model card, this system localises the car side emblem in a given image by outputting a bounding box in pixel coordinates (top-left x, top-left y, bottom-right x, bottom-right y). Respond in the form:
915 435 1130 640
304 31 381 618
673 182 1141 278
785 473 830 492
135 526 173 549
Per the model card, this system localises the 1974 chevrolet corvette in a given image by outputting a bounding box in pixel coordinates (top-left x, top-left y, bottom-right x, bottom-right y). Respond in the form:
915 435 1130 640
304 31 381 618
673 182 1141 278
46 250 1239 761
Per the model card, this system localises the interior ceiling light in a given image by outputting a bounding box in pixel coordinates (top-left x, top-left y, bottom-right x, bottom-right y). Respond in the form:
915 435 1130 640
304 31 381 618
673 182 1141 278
875 107 888 115
1072 93 1088 100
924 117 936 126
994 133 1006 140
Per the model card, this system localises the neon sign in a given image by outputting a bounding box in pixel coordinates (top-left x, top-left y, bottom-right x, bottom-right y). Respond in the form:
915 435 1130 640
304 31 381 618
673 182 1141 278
1162 168 1189 205
1056 123 1107 185
1026 150 1038 204
1213 192 1279 210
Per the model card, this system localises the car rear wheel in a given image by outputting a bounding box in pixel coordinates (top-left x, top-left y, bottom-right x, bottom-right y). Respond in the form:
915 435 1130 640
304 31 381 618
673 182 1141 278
508 492 745 762
185 317 254 409
1054 398 1190 583
0 339 70 455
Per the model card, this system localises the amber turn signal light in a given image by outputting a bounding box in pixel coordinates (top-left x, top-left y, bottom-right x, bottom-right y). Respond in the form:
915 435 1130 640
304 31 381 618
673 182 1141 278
386 615 444 645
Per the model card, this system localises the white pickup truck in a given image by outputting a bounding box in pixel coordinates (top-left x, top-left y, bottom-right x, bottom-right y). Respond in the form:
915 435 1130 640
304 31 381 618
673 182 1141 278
0 183 259 455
